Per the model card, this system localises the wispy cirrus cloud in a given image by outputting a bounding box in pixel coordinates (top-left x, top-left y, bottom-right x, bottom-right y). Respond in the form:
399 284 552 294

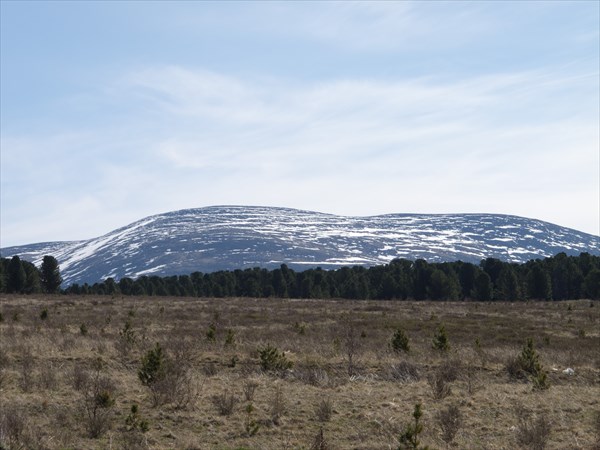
122 65 597 170
2 62 597 247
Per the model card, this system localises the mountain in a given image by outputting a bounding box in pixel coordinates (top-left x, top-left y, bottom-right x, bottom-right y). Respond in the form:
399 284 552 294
2 206 599 286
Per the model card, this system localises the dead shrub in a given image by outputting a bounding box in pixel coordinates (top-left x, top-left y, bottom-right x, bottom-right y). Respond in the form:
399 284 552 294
202 361 219 377
506 355 526 380
82 359 117 438
18 349 35 393
294 362 331 387
339 316 362 377
164 337 196 368
243 379 259 402
211 390 238 416
0 348 9 389
592 410 600 449
59 335 77 352
428 369 451 400
436 403 462 447
154 364 198 410
314 397 333 422
121 430 150 450
388 361 420 383
310 426 329 450
270 385 287 425
438 358 460 382
0 407 44 449
71 363 90 391
38 361 58 391
463 359 479 395
0 405 27 449
514 405 551 450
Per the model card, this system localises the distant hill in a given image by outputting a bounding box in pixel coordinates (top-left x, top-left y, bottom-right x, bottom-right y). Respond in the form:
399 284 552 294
2 206 599 286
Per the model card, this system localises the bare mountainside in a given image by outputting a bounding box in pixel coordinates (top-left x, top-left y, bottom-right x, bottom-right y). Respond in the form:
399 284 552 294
2 206 599 286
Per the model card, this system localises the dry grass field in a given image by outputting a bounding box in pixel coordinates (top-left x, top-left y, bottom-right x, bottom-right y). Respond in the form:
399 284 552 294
0 294 599 449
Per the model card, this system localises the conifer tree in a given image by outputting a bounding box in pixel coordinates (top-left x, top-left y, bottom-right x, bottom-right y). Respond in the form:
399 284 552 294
6 255 26 293
583 268 600 300
527 264 552 300
40 255 62 293
23 262 41 294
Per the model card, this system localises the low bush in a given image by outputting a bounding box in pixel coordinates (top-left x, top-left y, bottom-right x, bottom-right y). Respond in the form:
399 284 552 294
0 348 9 389
243 379 259 402
294 362 331 386
211 390 238 416
432 324 450 352
391 327 410 353
18 349 35 393
436 403 462 447
314 398 333 422
438 358 460 383
82 359 116 438
514 405 551 450
0 405 27 449
310 427 329 450
507 339 549 390
388 361 420 383
593 410 600 448
38 361 58 391
138 343 197 408
71 363 90 391
125 404 149 433
428 369 451 400
258 344 293 373
270 385 286 425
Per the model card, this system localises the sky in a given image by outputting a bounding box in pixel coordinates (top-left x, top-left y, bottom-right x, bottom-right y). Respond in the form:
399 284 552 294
1 1 599 247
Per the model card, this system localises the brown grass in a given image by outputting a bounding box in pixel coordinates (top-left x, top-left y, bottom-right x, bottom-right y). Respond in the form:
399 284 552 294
0 294 598 449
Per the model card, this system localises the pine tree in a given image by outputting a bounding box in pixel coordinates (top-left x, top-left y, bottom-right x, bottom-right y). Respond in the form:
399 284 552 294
40 255 62 293
583 268 600 300
496 266 520 300
427 269 459 300
432 324 450 352
23 262 41 294
391 327 410 353
398 403 430 450
472 272 492 301
527 264 552 300
6 256 26 293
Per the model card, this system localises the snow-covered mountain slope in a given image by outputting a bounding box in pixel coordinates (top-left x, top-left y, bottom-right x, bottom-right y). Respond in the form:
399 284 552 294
2 206 599 286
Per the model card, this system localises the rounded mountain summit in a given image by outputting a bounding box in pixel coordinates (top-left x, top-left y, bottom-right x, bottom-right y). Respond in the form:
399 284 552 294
2 206 599 286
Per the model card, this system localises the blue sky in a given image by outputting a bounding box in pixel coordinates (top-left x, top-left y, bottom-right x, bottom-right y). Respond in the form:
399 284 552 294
1 1 599 247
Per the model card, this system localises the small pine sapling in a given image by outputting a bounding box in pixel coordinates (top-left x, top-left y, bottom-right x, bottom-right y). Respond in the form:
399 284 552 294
398 403 430 450
391 327 410 353
432 324 450 352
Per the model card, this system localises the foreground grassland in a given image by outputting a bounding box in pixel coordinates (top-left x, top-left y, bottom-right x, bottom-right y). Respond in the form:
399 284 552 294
0 295 599 449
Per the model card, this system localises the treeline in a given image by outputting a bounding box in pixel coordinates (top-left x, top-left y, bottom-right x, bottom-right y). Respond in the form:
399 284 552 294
2 252 599 301
61 252 600 301
0 255 62 294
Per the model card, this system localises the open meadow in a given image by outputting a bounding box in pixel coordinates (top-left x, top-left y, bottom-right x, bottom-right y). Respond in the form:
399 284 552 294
0 295 599 449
